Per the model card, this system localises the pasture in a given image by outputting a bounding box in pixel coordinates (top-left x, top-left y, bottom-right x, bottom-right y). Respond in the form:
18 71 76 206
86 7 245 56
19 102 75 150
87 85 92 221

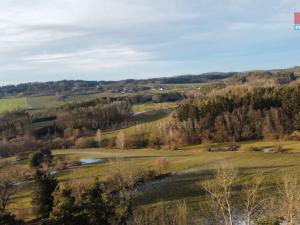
0 97 30 113
6 140 300 222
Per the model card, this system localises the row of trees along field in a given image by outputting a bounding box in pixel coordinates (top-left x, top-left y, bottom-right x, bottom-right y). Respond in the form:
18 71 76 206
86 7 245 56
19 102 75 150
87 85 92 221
0 111 31 139
0 100 132 157
56 100 132 130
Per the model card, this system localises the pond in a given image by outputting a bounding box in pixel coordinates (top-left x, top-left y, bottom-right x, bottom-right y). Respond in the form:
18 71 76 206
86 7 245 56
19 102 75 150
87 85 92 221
79 158 105 165
262 148 273 153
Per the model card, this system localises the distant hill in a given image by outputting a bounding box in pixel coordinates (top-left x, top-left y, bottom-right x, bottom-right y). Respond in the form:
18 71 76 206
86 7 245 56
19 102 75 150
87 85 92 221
0 67 298 97
146 72 237 84
0 72 237 97
225 68 297 86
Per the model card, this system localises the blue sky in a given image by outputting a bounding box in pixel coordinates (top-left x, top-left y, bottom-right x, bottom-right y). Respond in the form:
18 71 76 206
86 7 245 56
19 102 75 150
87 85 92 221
0 0 299 84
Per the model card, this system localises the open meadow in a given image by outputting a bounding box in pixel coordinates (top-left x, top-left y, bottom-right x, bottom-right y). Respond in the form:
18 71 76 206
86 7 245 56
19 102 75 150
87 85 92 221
5 140 300 223
0 97 30 114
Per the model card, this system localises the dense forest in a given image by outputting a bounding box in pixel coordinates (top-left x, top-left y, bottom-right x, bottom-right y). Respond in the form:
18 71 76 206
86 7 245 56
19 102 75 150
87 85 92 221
175 86 300 143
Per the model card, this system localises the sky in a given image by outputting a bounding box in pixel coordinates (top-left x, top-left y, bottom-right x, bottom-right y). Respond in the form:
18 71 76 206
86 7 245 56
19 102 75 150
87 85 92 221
0 0 299 84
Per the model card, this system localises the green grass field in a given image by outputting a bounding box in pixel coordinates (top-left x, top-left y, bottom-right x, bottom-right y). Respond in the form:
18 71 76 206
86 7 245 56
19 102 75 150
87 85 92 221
0 90 180 115
0 97 30 113
27 92 116 110
0 92 116 114
132 102 177 112
6 140 300 221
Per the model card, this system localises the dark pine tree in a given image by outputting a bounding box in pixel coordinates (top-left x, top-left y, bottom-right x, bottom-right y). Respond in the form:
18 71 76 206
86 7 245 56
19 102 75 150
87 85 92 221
42 188 88 225
31 170 58 218
81 180 112 225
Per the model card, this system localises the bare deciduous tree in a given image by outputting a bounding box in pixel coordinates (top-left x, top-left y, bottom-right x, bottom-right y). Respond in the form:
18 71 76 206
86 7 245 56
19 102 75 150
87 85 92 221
108 159 146 194
131 201 188 225
279 174 300 225
243 174 264 225
0 168 21 212
203 161 237 225
116 131 127 150
67 170 94 203
96 129 102 149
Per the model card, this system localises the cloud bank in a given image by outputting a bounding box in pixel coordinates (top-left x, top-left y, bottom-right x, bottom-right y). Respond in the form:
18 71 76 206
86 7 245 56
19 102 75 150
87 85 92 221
0 0 299 83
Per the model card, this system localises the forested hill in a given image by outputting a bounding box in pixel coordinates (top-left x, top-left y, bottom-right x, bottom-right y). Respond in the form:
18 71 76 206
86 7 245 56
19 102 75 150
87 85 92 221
0 72 236 97
0 66 298 97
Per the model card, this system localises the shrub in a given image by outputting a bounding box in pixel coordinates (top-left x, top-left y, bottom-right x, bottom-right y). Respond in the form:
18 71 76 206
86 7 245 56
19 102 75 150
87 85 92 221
0 212 24 225
65 156 81 167
167 141 178 151
255 216 281 225
51 137 72 149
131 201 188 225
29 149 53 169
289 130 300 140
54 158 66 171
75 137 96 149
152 157 170 175
105 160 149 192
228 142 240 151
148 131 163 149
152 94 163 103
29 151 44 168
126 131 149 148
274 145 288 153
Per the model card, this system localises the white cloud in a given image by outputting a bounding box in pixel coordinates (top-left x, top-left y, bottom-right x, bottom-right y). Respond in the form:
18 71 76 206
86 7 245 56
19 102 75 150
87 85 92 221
22 46 156 70
0 0 299 83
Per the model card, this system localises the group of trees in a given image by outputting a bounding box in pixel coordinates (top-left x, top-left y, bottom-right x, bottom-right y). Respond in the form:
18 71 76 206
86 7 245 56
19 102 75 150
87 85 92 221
0 111 31 139
4 86 299 153
57 100 132 131
28 158 173 225
4 152 175 225
175 86 300 143
0 89 184 156
114 122 178 150
29 149 53 169
200 161 300 225
0 167 25 225
0 99 132 156
226 71 296 86
109 86 300 150
31 172 118 225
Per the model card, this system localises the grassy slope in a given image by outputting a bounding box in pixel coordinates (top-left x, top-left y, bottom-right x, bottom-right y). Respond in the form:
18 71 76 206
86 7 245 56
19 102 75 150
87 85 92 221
132 102 177 112
0 92 116 114
8 140 300 221
27 92 116 110
0 97 30 113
